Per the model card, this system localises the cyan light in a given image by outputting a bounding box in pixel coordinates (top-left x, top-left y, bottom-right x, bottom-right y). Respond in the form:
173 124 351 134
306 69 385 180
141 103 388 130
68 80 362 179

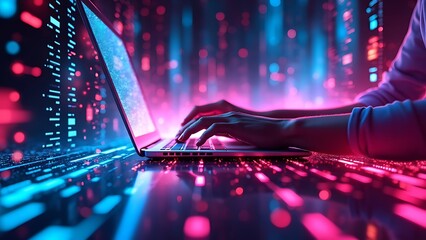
369 19 378 30
182 7 193 27
0 203 45 232
369 67 378 73
30 225 73 240
6 40 20 55
60 185 81 198
269 63 280 73
93 195 121 215
370 73 378 82
0 0 17 19
269 0 281 7
65 168 88 179
115 172 153 240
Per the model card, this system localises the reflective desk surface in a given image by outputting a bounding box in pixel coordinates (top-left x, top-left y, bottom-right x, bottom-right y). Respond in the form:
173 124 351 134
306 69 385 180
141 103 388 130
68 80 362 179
1 148 426 239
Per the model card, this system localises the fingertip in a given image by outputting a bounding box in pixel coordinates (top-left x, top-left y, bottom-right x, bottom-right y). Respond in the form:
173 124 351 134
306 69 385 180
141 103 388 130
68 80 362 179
181 119 189 126
195 139 203 146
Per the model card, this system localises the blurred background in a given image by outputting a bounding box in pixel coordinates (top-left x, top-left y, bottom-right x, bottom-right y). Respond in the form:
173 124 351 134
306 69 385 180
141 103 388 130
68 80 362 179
0 0 417 158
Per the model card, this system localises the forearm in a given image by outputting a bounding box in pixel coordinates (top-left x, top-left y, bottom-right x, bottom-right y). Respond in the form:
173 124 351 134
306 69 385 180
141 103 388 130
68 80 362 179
285 114 353 155
244 103 365 118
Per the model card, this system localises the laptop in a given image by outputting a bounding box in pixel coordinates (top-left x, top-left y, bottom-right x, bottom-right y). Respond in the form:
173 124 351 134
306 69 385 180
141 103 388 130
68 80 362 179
76 0 310 158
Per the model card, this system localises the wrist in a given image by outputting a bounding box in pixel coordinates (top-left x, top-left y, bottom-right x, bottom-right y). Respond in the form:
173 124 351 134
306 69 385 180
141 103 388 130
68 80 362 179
281 118 304 146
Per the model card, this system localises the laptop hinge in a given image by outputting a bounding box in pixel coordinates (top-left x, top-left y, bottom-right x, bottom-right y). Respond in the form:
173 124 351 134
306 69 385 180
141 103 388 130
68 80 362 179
139 138 162 155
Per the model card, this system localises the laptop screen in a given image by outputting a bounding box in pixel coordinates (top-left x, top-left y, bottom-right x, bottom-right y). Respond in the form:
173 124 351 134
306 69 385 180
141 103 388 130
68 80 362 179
81 2 156 138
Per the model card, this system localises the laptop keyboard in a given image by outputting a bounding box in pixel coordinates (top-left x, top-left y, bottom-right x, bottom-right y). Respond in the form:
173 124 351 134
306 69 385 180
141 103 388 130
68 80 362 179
161 138 225 151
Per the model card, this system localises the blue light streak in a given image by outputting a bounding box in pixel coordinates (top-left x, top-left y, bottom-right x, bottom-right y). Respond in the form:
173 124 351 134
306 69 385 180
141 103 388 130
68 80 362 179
30 226 73 240
64 168 88 179
182 6 193 27
115 171 153 239
93 195 122 215
0 203 45 232
269 0 281 7
60 185 81 198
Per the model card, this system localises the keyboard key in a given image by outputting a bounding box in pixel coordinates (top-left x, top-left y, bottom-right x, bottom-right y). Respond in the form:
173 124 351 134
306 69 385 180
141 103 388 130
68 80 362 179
171 143 185 150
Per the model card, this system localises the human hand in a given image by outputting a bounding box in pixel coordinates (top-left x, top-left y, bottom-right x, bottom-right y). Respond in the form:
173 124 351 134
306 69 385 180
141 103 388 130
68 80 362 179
180 100 241 126
176 112 292 149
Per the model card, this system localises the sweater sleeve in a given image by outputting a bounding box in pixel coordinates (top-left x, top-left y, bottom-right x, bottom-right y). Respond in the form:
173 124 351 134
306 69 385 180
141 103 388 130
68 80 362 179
356 0 426 106
348 99 426 160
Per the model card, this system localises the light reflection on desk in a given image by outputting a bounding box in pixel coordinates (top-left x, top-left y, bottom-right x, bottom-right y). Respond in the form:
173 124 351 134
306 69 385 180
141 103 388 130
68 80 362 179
2 151 426 239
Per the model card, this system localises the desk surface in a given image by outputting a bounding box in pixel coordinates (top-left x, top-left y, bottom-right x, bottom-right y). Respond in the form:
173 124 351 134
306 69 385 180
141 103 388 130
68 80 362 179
1 150 426 239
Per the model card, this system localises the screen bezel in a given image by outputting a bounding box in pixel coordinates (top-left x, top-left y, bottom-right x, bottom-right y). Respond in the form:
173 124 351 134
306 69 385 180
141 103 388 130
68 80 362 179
76 0 161 155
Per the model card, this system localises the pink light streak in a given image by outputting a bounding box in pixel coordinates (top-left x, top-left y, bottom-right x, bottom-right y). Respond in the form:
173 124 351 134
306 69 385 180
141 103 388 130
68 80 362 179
183 216 210 238
383 187 422 206
255 172 270 183
335 183 353 193
285 165 307 177
302 213 357 240
418 173 426 180
405 185 426 200
390 174 426 188
344 172 372 184
20 11 42 29
86 104 93 122
361 166 386 176
195 176 205 187
0 109 31 124
275 188 304 208
394 204 426 228
337 159 356 165
310 168 337 181
270 165 282 172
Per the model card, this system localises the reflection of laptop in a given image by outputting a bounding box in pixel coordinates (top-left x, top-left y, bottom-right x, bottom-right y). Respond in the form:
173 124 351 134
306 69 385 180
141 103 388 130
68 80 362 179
76 0 310 158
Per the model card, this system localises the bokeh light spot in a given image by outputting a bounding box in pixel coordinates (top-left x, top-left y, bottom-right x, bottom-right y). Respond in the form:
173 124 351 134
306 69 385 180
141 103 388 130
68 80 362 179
287 29 297 39
6 40 20 55
184 216 210 238
199 49 208 58
319 190 331 200
156 6 166 15
0 0 17 19
9 91 20 102
33 0 43 6
238 48 248 58
11 150 23 163
13 132 25 143
270 208 291 228
269 0 281 7
1 170 11 180
31 67 42 77
216 12 225 21
269 62 279 73
259 4 267 14
11 62 24 75
142 32 151 41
